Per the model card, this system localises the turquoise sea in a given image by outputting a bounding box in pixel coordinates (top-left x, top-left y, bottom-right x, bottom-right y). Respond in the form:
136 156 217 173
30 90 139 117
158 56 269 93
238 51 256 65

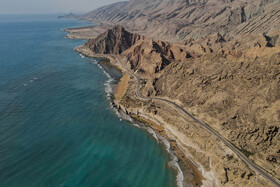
0 15 176 186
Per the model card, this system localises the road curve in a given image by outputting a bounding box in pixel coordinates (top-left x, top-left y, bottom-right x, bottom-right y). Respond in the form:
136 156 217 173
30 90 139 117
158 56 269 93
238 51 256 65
113 56 280 187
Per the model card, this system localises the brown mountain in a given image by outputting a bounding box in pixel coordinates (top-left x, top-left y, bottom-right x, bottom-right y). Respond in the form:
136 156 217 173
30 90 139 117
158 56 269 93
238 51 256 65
80 0 280 42
75 24 280 186
84 26 144 54
74 0 280 186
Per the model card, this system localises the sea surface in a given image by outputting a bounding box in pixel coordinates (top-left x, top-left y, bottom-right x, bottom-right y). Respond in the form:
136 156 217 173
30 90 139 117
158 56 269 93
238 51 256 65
0 15 176 187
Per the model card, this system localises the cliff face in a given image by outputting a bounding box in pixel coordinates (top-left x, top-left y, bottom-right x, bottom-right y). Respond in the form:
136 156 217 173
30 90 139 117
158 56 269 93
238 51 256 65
80 25 280 185
84 26 143 54
81 0 280 42
85 26 178 76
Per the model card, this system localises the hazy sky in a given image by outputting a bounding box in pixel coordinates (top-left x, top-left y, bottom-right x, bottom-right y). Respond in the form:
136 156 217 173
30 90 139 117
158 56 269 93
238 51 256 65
0 0 121 14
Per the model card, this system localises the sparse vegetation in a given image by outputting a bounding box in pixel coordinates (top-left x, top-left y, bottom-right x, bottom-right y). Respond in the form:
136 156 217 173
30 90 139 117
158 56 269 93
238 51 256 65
239 148 254 157
227 155 234 160
232 143 254 157
131 115 149 125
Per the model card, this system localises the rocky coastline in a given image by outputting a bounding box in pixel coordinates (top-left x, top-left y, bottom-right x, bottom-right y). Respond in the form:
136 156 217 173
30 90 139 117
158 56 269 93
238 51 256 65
64 0 280 185
68 23 279 185
74 46 203 187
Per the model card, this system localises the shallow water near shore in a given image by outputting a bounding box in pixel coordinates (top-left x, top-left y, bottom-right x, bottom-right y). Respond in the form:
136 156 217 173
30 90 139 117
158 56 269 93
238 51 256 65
0 15 176 187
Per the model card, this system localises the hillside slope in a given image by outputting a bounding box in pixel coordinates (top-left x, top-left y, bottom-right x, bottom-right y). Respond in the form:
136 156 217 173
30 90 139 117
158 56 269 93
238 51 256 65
76 25 280 186
81 0 280 42
75 0 280 185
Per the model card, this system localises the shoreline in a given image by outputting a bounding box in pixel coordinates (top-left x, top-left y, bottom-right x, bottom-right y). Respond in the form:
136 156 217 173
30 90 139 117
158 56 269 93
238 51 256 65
64 14 280 186
74 46 205 187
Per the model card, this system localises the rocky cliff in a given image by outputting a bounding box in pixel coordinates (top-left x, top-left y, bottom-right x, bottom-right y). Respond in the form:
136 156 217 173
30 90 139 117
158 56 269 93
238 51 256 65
84 26 144 54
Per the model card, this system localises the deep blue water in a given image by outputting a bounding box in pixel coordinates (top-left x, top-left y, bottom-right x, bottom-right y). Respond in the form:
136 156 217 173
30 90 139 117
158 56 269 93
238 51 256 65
0 15 176 187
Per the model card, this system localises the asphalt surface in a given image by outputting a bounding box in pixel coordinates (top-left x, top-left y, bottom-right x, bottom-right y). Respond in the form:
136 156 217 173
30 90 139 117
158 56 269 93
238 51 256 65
114 56 280 187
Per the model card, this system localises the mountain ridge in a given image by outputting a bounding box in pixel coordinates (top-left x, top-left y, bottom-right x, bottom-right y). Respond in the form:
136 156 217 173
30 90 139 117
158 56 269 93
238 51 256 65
80 0 280 42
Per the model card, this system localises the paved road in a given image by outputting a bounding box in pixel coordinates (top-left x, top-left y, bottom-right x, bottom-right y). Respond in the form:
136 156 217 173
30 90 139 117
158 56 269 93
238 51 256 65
113 56 280 186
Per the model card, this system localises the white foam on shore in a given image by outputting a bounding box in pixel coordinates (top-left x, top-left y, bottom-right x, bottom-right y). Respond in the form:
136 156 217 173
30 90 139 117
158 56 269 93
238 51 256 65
96 63 115 100
157 134 184 187
93 60 184 187
117 110 133 122
79 54 85 58
94 62 135 122
91 59 98 65
132 123 140 128
146 127 159 142
133 119 184 187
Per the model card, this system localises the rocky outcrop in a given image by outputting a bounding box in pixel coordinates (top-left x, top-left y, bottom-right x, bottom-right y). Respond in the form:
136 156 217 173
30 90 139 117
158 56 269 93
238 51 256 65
85 26 179 76
264 34 279 47
84 26 144 54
